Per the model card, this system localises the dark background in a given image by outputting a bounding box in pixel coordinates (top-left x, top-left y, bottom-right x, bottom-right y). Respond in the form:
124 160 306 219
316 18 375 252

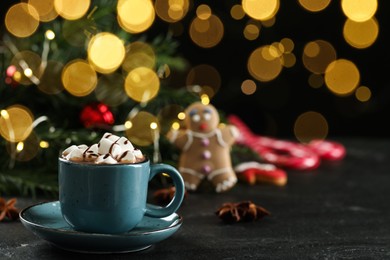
1 0 389 138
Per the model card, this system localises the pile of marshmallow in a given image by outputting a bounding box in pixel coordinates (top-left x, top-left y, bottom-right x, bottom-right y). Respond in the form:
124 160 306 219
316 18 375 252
61 133 144 164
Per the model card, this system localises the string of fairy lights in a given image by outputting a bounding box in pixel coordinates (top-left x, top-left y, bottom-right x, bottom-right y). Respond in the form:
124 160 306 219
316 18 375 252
0 0 380 163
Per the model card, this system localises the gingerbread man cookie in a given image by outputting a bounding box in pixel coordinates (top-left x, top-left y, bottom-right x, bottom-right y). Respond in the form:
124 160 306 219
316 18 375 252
167 102 239 193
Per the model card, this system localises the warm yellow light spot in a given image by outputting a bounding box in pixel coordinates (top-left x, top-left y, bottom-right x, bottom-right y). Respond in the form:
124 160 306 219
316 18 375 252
16 142 24 152
150 122 158 130
28 0 58 22
201 94 210 105
294 111 328 143
197 4 212 20
241 79 257 95
122 41 156 73
124 67 160 103
39 141 50 148
282 53 296 68
5 3 39 38
87 32 125 74
117 0 155 33
13 71 22 82
325 59 360 96
186 64 221 99
341 0 377 22
261 16 276 27
244 24 260 40
178 112 186 120
0 105 34 143
155 0 189 23
189 14 224 48
171 122 180 130
248 45 283 82
242 0 280 21
54 0 90 20
38 61 64 95
355 86 371 102
45 30 55 40
298 0 331 12
308 74 324 88
62 59 97 97
125 121 133 129
303 40 337 74
24 68 33 77
343 18 379 49
231 4 245 20
125 111 159 146
10 51 42 86
280 38 294 53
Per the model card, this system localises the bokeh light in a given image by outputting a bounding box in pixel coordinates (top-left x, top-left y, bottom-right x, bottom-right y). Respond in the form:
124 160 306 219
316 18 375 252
294 111 328 143
308 74 324 88
282 53 296 68
325 59 360 96
157 104 185 135
244 23 260 40
241 79 257 95
125 111 159 146
248 45 283 82
197 5 212 20
231 4 245 20
155 0 189 23
54 0 90 20
38 61 64 95
0 105 34 143
124 67 160 103
280 38 295 53
341 0 377 22
343 18 379 49
117 0 155 34
28 0 58 22
355 86 371 102
6 132 39 162
95 73 128 107
10 51 42 86
189 14 224 48
303 40 337 74
5 3 39 38
298 0 331 12
88 32 125 74
242 0 280 21
122 41 156 73
186 64 221 99
62 59 97 97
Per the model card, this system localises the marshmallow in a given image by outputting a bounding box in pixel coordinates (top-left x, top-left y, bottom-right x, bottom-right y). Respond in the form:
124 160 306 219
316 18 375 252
95 154 118 164
98 138 122 159
118 150 136 163
116 136 134 152
77 144 88 151
66 148 84 162
134 149 144 160
102 132 120 142
62 145 78 156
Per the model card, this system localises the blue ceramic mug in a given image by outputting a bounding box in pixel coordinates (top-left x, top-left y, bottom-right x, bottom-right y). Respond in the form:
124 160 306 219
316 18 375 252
58 158 185 234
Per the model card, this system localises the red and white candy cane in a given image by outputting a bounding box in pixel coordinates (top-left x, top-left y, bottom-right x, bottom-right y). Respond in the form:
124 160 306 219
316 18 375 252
228 115 345 170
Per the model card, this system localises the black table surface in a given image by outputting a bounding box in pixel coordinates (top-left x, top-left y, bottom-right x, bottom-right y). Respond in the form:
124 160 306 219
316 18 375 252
1 138 390 259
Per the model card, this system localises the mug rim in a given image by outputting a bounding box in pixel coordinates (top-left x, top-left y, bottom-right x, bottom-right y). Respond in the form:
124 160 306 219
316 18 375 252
58 156 149 166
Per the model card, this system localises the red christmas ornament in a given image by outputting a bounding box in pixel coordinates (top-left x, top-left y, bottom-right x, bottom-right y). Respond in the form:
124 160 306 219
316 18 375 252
80 103 115 128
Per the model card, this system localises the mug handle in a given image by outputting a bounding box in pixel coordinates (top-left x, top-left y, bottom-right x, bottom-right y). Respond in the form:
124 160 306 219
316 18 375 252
145 163 185 218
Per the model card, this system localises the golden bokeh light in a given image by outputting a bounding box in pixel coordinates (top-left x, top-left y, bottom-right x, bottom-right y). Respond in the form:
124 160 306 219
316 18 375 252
261 17 276 27
298 0 331 12
189 14 224 48
45 30 56 40
122 41 156 73
54 0 90 20
244 23 260 40
308 73 324 88
280 38 294 53
341 0 377 22
10 51 42 86
62 59 97 97
6 132 40 162
201 94 210 105
95 73 128 107
157 104 185 135
294 111 328 143
303 40 337 74
0 105 34 143
125 111 159 146
88 32 125 74
197 4 212 20
155 0 189 23
343 18 379 49
28 0 58 22
124 67 160 103
38 60 64 95
241 79 257 95
186 64 221 99
282 53 296 68
355 86 371 102
248 45 283 82
325 59 360 96
5 3 40 38
117 0 155 34
231 4 245 20
242 0 280 21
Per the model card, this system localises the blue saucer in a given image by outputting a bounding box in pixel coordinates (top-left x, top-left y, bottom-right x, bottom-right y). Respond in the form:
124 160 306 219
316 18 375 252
20 201 183 254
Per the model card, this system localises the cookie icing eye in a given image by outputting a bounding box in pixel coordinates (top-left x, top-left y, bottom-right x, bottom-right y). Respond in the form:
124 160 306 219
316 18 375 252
203 109 212 121
192 114 201 122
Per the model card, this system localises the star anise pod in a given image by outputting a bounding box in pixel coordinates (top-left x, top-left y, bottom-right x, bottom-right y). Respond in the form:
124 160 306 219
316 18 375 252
216 201 270 223
0 197 20 222
153 187 187 206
